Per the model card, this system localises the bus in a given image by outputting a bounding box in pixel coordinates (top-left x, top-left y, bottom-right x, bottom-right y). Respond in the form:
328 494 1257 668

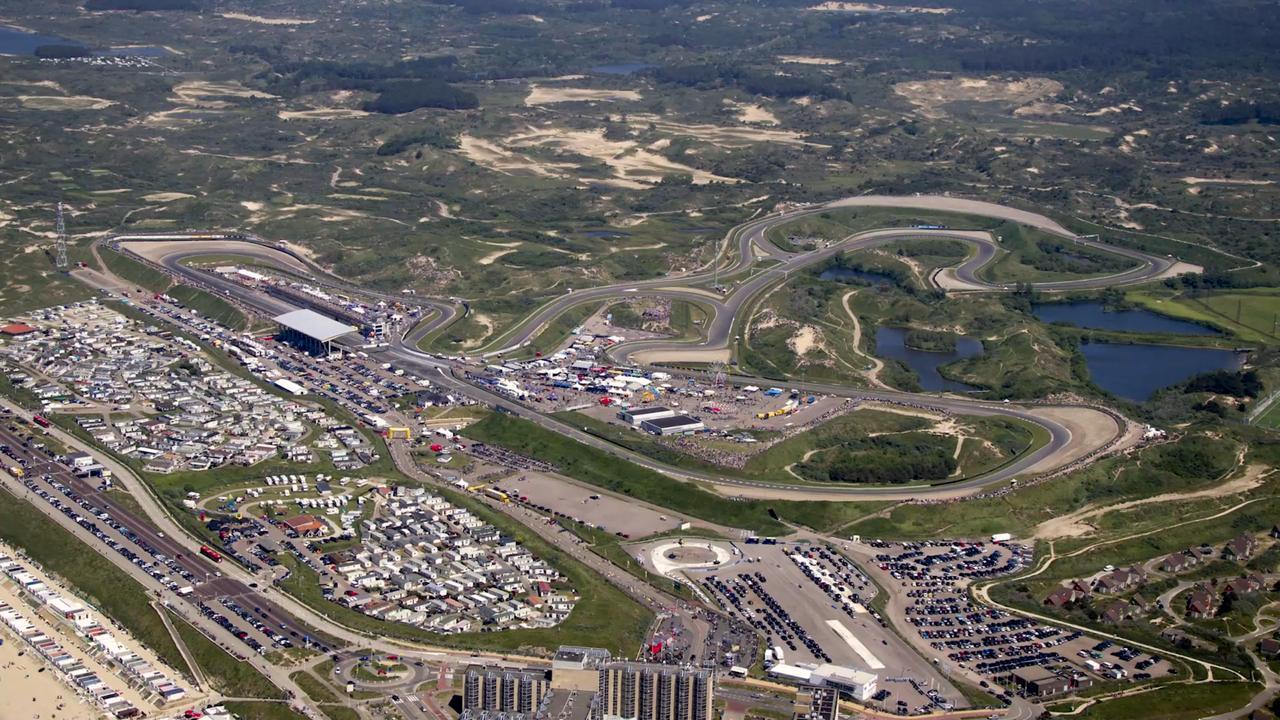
199 545 223 563
32 415 50 428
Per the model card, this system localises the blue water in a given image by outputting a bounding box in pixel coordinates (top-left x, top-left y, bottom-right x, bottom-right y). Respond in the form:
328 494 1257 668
590 62 654 75
0 25 168 56
820 266 895 286
1080 342 1246 401
580 230 630 238
0 25 73 55
1033 302 1219 335
876 326 984 393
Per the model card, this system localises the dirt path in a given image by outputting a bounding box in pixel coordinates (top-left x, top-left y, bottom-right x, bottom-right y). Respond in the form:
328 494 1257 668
841 290 887 387
1034 459 1272 540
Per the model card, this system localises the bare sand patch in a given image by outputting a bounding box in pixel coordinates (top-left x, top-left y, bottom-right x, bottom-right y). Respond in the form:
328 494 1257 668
789 325 822 355
808 2 952 14
506 127 740 185
0 620 97 720
478 248 519 265
1181 177 1274 186
278 108 370 120
894 76 1062 118
141 192 195 202
525 85 642 105
628 113 811 147
1082 103 1142 117
460 313 495 349
218 11 316 24
14 95 114 110
170 80 277 109
457 135 573 178
778 55 842 66
733 103 780 125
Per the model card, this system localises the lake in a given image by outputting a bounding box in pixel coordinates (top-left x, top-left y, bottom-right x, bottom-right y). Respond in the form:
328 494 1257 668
1033 301 1219 335
820 266 896 286
1080 342 1246 401
589 62 654 75
0 25 71 55
876 326 984 393
0 25 168 56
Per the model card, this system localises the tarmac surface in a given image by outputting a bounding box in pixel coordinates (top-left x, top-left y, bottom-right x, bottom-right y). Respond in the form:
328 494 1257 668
120 193 1152 500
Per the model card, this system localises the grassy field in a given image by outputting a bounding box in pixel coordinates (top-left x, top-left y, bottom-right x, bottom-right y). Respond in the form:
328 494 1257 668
466 412 888 533
513 301 603 358
166 284 248 330
845 432 1243 541
1072 681 1258 720
290 670 340 703
319 707 361 720
561 407 1040 488
100 248 173 293
978 221 1140 284
1129 288 1280 344
221 701 309 720
1256 399 1280 429
466 412 789 533
0 487 192 680
562 520 696 600
168 610 286 699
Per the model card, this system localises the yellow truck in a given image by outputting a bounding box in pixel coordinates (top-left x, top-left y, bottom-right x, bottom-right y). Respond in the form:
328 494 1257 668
7 466 23 479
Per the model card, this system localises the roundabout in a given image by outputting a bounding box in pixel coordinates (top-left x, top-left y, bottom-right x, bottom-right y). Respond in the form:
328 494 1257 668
650 540 737 579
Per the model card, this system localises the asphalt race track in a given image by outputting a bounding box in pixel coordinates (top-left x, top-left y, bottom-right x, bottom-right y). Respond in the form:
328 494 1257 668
111 195 1179 500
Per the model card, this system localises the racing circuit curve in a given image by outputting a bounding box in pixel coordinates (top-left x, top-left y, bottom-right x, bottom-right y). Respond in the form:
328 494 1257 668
107 194 1189 501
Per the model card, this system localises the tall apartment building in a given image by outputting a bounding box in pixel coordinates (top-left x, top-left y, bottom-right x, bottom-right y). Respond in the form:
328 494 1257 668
598 661 714 720
464 664 553 715
463 647 715 720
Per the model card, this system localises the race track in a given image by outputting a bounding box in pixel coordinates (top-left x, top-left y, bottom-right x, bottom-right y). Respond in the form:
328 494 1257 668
109 194 1181 500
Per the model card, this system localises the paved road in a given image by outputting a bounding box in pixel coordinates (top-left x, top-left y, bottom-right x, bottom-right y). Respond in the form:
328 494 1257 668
468 195 1178 358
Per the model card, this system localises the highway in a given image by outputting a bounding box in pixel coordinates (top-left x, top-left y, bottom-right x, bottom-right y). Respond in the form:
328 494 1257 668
112 194 1165 499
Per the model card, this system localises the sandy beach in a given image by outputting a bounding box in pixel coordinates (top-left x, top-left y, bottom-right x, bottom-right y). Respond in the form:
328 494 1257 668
0 630 97 720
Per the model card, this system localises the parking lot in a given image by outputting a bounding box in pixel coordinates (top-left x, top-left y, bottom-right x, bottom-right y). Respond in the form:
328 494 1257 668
0 415 336 659
489 471 682 539
851 539 1175 706
639 538 961 713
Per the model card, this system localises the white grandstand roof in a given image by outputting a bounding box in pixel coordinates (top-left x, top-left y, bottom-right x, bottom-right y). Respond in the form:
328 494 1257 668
273 309 356 342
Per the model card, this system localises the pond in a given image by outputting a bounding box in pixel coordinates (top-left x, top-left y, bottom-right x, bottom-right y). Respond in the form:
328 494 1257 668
0 25 168 56
589 62 654 75
1080 342 1247 401
0 25 72 55
1033 301 1219 335
875 326 984 393
820 266 896 286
